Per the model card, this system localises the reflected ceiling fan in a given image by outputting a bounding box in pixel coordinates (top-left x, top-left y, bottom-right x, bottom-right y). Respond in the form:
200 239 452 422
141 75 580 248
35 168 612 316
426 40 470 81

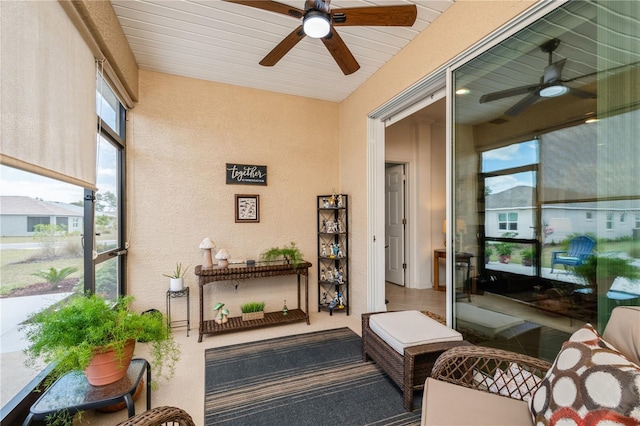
479 38 596 116
223 0 417 75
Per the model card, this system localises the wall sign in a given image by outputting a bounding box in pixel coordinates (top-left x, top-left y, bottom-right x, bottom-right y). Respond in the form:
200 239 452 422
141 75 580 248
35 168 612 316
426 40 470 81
226 163 267 186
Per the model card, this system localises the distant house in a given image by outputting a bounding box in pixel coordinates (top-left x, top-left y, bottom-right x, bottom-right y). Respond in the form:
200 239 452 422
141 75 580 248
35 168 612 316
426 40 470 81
485 186 640 242
0 196 84 237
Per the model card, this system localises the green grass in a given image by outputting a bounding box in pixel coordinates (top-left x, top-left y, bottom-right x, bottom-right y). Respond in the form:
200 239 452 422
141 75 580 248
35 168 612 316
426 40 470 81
0 249 83 295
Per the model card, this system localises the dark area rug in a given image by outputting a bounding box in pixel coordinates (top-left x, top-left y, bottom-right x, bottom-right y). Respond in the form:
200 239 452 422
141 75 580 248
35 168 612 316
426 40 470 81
205 327 421 425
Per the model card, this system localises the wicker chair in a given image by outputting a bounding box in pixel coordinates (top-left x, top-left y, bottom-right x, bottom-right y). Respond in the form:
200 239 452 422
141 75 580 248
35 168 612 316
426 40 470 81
430 345 552 400
115 406 195 426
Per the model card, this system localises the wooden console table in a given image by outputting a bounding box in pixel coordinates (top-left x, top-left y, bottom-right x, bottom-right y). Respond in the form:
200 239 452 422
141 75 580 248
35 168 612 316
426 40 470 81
433 249 473 292
195 261 312 342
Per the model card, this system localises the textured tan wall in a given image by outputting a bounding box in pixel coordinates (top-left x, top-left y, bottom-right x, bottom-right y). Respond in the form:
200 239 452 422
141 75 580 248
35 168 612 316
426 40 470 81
125 1 536 318
339 0 535 313
127 70 339 318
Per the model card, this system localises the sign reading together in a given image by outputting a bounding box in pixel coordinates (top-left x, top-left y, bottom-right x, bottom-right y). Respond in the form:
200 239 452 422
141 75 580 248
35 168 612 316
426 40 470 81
226 163 267 186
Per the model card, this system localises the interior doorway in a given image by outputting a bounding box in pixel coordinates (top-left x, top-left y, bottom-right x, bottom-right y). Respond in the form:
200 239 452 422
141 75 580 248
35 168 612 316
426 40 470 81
385 163 406 286
379 95 447 311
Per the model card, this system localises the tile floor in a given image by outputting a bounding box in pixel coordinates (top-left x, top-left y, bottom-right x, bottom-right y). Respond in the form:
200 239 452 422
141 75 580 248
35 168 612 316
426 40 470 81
74 283 578 425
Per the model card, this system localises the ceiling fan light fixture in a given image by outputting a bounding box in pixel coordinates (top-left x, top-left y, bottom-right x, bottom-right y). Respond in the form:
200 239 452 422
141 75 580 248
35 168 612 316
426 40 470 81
539 84 569 98
303 11 330 38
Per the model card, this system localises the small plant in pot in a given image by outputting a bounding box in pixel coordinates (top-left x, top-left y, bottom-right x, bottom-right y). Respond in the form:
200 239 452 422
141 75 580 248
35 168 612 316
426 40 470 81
261 242 304 268
240 301 265 321
23 294 180 389
484 246 493 264
520 247 535 267
495 243 513 264
163 262 190 291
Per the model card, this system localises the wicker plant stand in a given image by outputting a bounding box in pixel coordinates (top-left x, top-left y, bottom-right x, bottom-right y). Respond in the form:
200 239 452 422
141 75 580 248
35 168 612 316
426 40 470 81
361 312 472 411
196 261 311 342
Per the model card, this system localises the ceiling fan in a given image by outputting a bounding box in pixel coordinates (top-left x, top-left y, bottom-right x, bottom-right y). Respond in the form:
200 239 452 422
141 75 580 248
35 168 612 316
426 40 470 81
479 38 596 116
223 0 418 75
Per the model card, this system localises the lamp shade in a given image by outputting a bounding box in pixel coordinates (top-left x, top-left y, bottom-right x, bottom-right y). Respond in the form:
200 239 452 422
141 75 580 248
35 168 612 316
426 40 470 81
303 11 330 38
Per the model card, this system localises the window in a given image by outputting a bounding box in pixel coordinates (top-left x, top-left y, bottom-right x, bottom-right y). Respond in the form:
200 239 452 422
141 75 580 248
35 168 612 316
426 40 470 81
606 213 614 230
27 216 50 232
636 213 640 228
90 73 126 299
0 166 85 409
498 213 518 231
620 213 626 223
586 212 593 221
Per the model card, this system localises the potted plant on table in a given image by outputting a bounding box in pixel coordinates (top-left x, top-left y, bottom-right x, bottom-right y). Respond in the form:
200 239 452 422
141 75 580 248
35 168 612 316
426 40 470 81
241 301 266 321
23 294 180 389
163 262 190 291
261 242 304 269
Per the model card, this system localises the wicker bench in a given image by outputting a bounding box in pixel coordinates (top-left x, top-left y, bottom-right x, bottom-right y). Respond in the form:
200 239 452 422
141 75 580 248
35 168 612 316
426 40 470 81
362 312 472 411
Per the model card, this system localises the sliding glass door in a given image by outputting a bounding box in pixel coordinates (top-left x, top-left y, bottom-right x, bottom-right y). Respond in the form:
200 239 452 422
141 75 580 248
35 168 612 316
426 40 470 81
451 1 639 360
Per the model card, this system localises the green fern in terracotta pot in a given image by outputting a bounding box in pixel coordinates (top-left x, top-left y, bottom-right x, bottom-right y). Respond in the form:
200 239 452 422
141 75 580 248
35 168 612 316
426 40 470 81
23 294 180 388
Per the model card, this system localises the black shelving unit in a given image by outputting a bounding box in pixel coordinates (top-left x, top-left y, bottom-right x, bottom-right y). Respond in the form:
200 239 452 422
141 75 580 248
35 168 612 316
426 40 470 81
317 194 349 315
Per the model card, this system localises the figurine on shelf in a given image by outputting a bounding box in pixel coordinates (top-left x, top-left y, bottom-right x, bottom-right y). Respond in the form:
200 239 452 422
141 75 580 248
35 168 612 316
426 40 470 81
329 193 336 207
320 268 326 281
335 269 343 284
213 302 229 324
282 300 288 316
321 292 329 306
321 219 327 233
328 295 338 310
321 243 327 257
337 219 344 233
337 194 343 208
325 220 335 233
327 267 334 281
323 198 329 208
337 246 344 258
332 243 340 257
337 292 345 309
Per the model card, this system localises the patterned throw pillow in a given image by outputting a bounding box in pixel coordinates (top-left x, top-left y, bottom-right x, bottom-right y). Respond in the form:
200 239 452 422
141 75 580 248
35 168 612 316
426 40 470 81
529 323 640 425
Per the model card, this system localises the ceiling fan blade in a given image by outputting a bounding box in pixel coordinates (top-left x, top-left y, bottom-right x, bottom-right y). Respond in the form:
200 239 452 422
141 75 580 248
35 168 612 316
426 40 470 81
321 28 360 75
504 92 540 117
543 58 566 84
332 5 417 27
479 84 540 104
260 26 306 67
223 0 304 18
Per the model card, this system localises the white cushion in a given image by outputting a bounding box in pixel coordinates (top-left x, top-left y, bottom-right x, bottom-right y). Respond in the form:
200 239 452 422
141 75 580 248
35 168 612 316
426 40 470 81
456 303 524 337
369 310 462 355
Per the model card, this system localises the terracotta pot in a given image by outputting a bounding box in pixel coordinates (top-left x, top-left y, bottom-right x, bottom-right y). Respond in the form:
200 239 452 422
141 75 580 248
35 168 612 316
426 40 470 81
84 340 135 386
498 255 511 264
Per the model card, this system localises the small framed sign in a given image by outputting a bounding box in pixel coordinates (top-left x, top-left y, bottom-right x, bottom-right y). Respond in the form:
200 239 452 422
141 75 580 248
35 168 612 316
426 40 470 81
235 194 260 223
226 163 267 186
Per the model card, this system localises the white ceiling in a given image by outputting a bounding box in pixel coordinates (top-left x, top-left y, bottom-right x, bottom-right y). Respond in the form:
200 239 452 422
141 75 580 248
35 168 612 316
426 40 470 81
110 0 455 103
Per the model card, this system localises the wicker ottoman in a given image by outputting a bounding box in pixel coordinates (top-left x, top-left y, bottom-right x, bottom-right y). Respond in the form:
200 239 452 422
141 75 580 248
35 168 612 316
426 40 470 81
362 311 472 411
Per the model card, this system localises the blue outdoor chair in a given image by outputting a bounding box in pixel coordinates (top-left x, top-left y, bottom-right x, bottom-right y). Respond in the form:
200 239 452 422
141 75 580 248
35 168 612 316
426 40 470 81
550 235 595 273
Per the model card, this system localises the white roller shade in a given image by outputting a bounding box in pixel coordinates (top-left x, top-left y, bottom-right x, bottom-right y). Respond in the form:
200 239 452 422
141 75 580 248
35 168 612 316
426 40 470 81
0 1 96 190
540 110 639 202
